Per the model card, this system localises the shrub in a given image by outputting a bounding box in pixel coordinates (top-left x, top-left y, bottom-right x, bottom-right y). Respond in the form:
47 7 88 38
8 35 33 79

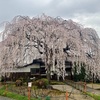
1 76 5 82
15 80 22 86
34 78 49 88
41 78 49 86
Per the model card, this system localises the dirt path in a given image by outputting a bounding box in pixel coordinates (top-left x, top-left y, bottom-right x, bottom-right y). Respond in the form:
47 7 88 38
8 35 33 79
52 85 95 100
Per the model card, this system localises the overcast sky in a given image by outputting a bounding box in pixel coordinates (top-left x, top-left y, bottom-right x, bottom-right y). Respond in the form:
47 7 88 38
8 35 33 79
0 0 100 37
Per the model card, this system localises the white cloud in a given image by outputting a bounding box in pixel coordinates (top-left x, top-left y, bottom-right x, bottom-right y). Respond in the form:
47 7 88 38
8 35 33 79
71 13 100 37
0 0 100 37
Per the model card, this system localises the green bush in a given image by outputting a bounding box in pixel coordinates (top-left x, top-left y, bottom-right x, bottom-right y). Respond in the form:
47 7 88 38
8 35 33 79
41 78 49 86
34 78 49 88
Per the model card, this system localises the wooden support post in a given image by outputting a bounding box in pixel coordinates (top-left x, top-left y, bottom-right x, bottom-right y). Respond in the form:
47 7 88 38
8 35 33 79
84 82 86 92
92 81 93 89
28 87 31 100
6 84 7 92
28 82 32 100
66 91 68 100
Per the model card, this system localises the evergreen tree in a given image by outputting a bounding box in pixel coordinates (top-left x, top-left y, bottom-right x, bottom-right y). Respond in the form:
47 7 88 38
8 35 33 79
79 62 86 81
73 62 78 81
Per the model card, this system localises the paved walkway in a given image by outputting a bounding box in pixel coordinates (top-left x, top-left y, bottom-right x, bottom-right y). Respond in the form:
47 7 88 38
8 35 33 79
52 85 95 100
0 96 13 100
86 84 100 95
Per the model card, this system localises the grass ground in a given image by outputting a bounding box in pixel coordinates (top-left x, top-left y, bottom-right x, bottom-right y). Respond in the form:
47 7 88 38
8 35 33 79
50 80 66 85
86 92 100 100
0 82 65 100
0 86 37 100
0 81 99 100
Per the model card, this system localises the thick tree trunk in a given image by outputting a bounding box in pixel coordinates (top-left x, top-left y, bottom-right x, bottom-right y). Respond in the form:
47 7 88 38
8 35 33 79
62 71 65 80
46 65 50 83
57 75 60 81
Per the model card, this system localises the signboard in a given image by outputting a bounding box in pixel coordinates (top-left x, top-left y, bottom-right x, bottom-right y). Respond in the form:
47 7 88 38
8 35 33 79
28 82 32 87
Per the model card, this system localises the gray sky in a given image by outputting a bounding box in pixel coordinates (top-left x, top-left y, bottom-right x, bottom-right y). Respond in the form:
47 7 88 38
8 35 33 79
0 0 100 37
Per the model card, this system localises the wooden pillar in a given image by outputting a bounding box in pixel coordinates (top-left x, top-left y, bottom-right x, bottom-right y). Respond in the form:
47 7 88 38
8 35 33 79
28 82 32 100
66 91 68 100
28 87 31 100
84 82 86 92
